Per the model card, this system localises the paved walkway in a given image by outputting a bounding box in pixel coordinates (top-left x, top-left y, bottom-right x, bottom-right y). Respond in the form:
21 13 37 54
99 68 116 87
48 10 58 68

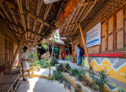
17 78 68 92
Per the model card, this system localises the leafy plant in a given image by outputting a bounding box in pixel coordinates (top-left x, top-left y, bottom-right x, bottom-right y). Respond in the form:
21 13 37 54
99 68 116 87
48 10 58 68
38 59 52 68
28 52 38 64
51 71 64 81
41 43 48 50
77 69 86 81
69 68 80 76
56 63 71 72
90 70 108 92
118 88 126 92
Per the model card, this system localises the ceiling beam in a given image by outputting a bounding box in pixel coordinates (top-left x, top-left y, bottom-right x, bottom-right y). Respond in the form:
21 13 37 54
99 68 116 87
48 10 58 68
43 4 52 20
2 1 51 27
0 22 19 44
36 0 43 17
0 10 5 19
9 9 18 25
0 3 12 22
25 0 30 30
33 0 43 34
0 19 42 38
64 20 91 29
38 3 53 34
16 0 27 31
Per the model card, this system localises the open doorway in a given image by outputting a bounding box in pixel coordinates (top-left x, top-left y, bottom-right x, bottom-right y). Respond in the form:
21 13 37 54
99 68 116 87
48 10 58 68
54 46 59 59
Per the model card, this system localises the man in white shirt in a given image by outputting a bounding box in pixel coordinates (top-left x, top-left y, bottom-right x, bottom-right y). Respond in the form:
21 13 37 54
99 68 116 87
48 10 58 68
20 46 31 81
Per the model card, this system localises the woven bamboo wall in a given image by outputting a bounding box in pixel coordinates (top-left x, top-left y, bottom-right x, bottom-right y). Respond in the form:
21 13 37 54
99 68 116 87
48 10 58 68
101 21 107 52
75 7 126 54
108 16 114 51
0 32 18 71
116 9 124 49
0 34 5 66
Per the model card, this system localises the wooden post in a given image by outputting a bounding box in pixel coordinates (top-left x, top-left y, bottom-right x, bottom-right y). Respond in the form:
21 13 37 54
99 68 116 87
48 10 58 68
70 38 73 55
67 44 71 55
11 33 26 68
79 24 91 68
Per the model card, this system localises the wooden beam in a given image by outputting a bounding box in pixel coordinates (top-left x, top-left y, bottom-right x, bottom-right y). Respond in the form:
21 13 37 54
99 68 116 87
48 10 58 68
64 23 79 29
0 19 24 31
0 10 6 19
27 31 41 38
16 0 26 31
27 12 50 27
43 4 52 20
38 24 44 34
64 4 82 33
80 1 94 7
62 31 78 35
67 44 71 55
70 38 73 55
9 9 18 25
32 20 37 32
38 3 52 35
1 1 51 27
0 3 12 21
0 22 19 44
36 0 43 34
73 3 96 33
79 24 91 68
36 0 43 16
25 0 30 30
67 5 87 33
64 20 91 29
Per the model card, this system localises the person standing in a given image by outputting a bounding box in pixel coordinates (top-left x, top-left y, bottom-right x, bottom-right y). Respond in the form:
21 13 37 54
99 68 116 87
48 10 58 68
77 44 84 66
61 50 65 60
20 46 31 81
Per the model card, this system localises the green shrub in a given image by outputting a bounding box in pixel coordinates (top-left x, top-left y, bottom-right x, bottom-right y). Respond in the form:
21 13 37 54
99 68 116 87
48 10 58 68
51 71 64 81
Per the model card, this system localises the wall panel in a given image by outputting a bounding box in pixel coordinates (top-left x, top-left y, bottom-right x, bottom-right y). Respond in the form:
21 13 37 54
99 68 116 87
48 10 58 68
108 16 114 51
101 21 108 52
116 9 124 49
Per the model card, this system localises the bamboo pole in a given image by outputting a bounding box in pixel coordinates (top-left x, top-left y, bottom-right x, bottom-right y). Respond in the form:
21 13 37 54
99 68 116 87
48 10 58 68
79 24 91 68
67 44 71 55
70 38 73 54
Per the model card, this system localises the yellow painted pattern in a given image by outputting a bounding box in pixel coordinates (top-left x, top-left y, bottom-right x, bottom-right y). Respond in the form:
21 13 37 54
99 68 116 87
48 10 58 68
90 59 126 83
83 57 126 83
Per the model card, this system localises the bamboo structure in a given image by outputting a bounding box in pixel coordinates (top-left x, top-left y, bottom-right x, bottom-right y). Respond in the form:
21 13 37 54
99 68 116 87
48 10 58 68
79 24 91 68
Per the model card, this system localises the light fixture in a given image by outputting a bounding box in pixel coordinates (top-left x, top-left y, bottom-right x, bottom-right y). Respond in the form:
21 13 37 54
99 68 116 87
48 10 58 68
43 0 60 4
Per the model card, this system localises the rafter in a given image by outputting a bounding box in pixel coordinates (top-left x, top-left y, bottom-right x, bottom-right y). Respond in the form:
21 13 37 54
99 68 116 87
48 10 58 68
1 1 51 28
0 10 6 19
33 0 43 34
38 3 52 34
0 19 42 38
32 20 37 32
9 9 18 25
25 0 30 30
36 0 43 17
67 6 86 33
43 4 52 20
17 0 27 31
0 3 11 21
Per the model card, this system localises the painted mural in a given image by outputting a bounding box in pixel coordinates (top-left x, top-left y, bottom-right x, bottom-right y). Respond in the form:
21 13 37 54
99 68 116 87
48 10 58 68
82 57 126 84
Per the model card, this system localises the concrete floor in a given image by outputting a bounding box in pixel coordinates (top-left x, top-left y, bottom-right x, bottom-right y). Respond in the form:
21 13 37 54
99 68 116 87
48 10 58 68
17 78 68 92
